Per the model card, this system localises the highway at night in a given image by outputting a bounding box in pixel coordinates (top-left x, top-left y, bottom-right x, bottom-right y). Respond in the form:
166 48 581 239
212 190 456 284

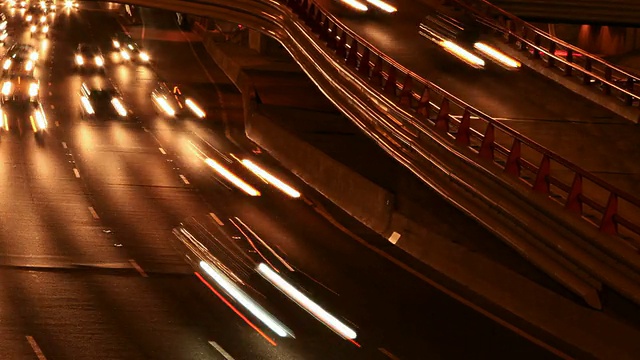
0 2 558 359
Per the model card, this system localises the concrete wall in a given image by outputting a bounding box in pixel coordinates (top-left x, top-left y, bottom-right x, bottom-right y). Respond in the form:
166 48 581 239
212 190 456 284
246 110 394 234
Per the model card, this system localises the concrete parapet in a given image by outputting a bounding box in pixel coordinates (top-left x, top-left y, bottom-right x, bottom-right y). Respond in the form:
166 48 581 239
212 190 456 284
246 109 394 234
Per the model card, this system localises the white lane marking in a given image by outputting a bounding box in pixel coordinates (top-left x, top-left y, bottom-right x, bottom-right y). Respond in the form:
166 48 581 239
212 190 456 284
88 206 99 220
208 341 235 360
142 127 149 133
48 91 52 96
55 121 59 127
50 105 55 109
73 168 80 178
378 347 400 360
209 212 224 226
179 175 190 185
61 141 67 149
26 336 47 360
388 231 401 245
158 147 166 155
129 259 148 278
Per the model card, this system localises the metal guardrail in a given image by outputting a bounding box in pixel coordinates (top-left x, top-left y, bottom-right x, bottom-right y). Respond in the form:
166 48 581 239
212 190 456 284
449 0 640 109
286 0 640 273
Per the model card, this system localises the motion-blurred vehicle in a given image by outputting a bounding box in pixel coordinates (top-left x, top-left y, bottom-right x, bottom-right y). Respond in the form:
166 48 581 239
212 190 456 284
74 43 105 72
0 100 47 134
79 82 129 120
29 19 49 37
150 82 206 119
2 43 38 74
332 0 397 14
419 11 520 70
111 32 150 63
0 73 39 103
24 4 47 23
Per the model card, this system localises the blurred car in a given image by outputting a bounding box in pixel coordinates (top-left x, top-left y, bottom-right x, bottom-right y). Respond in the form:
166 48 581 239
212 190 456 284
0 73 39 103
29 19 50 38
332 0 397 14
2 43 38 74
25 5 47 23
0 100 47 134
151 82 206 119
111 32 150 63
79 82 129 120
74 43 105 71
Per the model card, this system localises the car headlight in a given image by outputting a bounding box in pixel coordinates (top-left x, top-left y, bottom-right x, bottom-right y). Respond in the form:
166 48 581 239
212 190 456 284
28 82 39 97
75 54 84 65
26 14 32 21
112 40 120 48
40 15 46 23
111 98 127 117
120 50 130 60
1 81 12 96
80 96 94 114
3 59 11 70
42 25 49 33
25 60 34 71
139 52 150 62
0 32 7 41
95 56 104 67
30 25 36 33
30 52 38 61
34 109 47 129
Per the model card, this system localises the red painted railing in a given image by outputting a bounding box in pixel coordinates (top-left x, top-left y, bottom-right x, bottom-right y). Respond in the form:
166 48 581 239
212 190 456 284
286 0 640 253
450 0 640 110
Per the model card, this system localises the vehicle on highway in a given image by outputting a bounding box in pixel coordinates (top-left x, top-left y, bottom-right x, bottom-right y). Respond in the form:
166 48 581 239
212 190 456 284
74 43 105 72
79 82 129 120
419 12 521 70
332 0 397 14
111 32 150 63
2 43 38 74
0 100 47 134
24 4 47 23
0 12 7 30
0 73 39 103
150 82 206 119
0 29 8 45
28 19 49 38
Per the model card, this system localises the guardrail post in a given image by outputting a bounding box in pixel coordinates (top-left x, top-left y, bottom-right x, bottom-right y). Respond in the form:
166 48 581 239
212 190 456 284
506 19 516 44
533 155 550 194
336 31 347 58
416 88 430 118
319 16 330 41
565 173 583 214
359 48 371 77
532 34 541 59
370 56 384 86
564 49 573 76
346 39 359 67
384 67 398 95
603 67 612 95
583 58 592 85
600 193 618 235
504 139 521 177
312 9 323 33
479 124 495 160
399 76 413 106
326 24 338 49
435 98 450 132
455 109 471 146
547 42 556 67
625 77 635 105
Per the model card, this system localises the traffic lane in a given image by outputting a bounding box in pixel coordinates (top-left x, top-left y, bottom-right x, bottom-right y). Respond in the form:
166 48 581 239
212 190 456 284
120 9 556 355
0 266 289 359
316 0 624 122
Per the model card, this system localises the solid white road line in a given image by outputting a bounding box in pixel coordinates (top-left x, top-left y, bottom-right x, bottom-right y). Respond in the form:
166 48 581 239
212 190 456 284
88 206 99 220
26 336 47 360
179 175 190 185
129 259 148 278
208 341 235 360
209 212 224 226
158 147 166 155
73 168 80 178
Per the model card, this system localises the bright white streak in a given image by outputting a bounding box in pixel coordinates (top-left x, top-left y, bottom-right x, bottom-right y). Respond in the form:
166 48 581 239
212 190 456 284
440 40 485 68
241 160 300 198
340 0 368 11
80 96 94 114
199 261 291 337
111 98 127 117
473 42 521 68
204 158 260 196
154 95 175 116
257 263 357 340
365 0 397 13
185 98 205 118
